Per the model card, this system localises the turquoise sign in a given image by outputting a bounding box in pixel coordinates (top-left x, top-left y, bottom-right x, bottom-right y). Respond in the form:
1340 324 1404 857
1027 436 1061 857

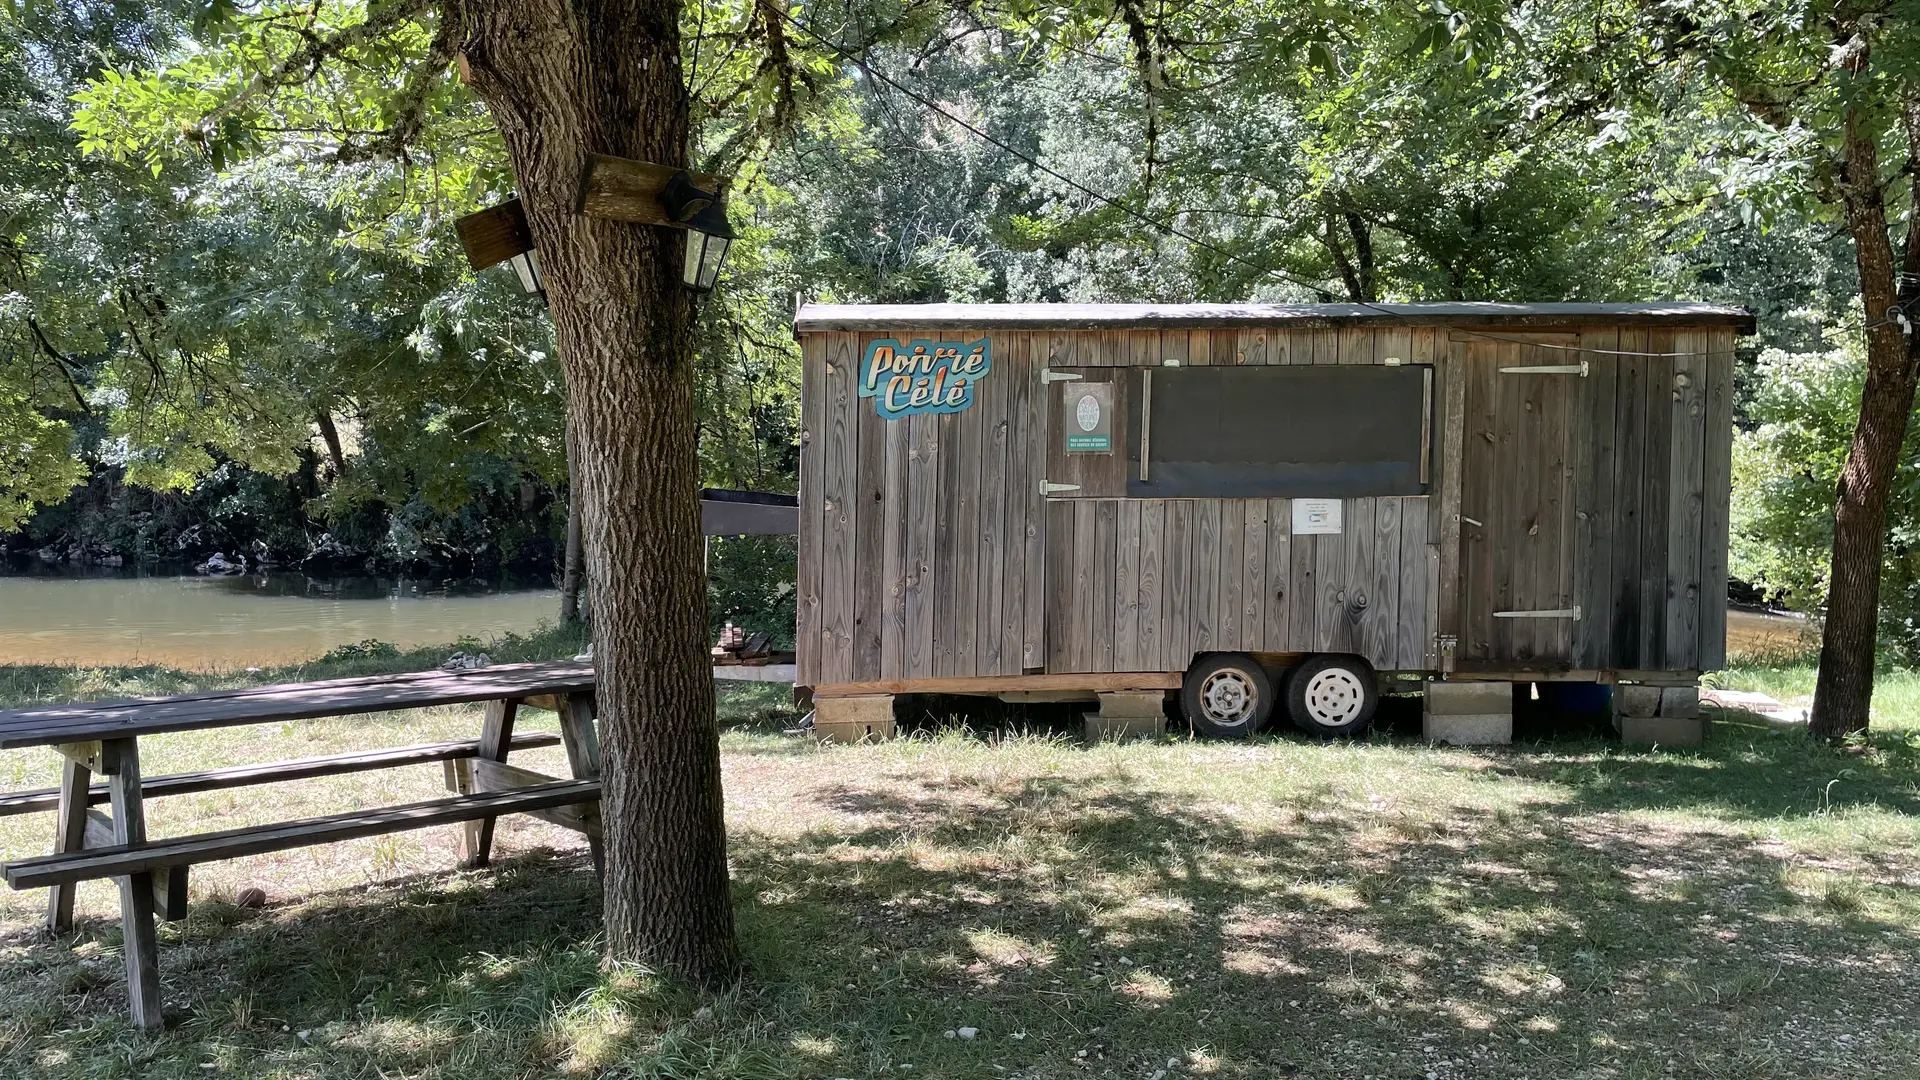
859 337 991 420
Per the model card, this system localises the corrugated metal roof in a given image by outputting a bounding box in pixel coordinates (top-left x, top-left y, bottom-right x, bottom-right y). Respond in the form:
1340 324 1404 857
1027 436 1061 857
793 301 1757 333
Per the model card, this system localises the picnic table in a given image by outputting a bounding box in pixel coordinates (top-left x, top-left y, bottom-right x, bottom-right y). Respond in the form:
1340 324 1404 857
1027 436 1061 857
0 660 602 1033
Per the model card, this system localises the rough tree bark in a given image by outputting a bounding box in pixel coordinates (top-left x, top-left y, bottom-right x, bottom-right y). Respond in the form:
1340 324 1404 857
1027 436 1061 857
1810 83 1920 740
560 412 585 626
448 0 740 981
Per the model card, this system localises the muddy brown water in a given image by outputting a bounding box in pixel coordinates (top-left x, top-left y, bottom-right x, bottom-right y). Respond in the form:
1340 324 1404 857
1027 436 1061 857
0 572 559 670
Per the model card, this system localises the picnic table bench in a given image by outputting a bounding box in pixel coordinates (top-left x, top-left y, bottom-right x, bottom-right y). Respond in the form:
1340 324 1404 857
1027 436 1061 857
0 660 602 1032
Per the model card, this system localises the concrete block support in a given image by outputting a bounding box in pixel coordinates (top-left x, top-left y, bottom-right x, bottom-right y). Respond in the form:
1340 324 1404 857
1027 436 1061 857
1615 684 1664 719
1658 686 1700 719
1619 715 1705 748
813 695 897 743
1083 691 1168 742
1423 680 1513 745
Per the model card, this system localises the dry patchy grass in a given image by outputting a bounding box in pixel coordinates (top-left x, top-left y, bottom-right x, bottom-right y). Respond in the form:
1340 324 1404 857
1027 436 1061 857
0 663 1915 1079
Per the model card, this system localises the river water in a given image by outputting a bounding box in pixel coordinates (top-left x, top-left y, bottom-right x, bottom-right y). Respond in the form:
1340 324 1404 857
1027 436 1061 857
0 571 560 670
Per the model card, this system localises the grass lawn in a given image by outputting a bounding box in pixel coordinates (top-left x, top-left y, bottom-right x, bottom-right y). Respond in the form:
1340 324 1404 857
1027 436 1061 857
0 636 1916 1079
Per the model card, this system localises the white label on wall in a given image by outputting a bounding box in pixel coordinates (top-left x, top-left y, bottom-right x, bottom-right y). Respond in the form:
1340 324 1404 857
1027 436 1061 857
1293 498 1342 535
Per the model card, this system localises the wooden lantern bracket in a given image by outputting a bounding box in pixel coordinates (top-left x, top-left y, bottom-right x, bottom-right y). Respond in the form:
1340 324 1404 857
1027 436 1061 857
575 154 728 228
451 155 731 273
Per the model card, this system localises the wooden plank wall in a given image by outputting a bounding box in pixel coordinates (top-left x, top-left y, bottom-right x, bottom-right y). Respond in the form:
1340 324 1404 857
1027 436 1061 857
801 329 1047 685
1044 495 1433 672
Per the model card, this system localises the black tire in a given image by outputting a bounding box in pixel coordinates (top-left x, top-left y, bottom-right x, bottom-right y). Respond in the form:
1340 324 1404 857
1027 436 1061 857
1180 654 1275 738
1285 654 1378 737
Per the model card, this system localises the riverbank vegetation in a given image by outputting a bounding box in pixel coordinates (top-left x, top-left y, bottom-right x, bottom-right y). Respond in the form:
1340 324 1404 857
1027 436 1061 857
1 644 1916 1078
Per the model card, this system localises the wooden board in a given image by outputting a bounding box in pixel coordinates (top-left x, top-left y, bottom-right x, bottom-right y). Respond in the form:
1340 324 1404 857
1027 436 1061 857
796 334 826 685
1609 327 1649 665
976 335 1011 675
1163 500 1195 666
1636 328 1675 668
0 662 597 749
931 408 963 678
1266 498 1293 650
819 332 857 684
1434 333 1467 650
852 335 888 682
1192 500 1222 653
811 672 1184 698
1138 500 1168 670
1045 500 1076 671
0 734 565 817
1572 327 1620 668
6 781 604 889
951 342 984 677
1665 328 1707 670
904 413 939 678
879 365 911 680
1242 500 1269 651
1092 499 1119 672
1114 500 1143 671
1331 498 1374 653
1699 328 1737 668
1397 498 1432 669
1366 496 1403 667
1216 500 1244 651
1019 335 1047 671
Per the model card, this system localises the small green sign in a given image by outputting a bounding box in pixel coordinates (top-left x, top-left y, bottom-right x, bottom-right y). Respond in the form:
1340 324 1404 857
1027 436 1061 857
1067 434 1112 451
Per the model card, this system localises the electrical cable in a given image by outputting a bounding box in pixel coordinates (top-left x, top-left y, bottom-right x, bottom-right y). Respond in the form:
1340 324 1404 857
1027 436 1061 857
782 11 1794 360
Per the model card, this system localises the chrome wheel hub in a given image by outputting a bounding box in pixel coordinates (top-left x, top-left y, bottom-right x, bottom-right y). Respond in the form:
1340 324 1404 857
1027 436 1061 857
1200 670 1257 726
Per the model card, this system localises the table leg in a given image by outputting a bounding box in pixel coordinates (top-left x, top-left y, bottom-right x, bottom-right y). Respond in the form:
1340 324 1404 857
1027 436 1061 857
558 691 604 876
45 756 92 936
102 737 162 1033
461 698 519 868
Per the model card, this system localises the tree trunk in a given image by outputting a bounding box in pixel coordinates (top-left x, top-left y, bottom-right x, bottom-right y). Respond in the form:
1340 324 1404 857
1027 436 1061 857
1809 90 1920 740
560 413 585 626
451 0 740 982
315 409 348 479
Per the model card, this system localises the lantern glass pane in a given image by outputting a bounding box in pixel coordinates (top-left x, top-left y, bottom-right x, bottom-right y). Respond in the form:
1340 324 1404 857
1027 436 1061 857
697 234 731 291
682 232 706 289
510 250 543 294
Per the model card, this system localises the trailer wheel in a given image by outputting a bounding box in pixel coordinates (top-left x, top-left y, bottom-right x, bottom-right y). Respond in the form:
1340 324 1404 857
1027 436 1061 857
1285 655 1377 737
1180 654 1275 738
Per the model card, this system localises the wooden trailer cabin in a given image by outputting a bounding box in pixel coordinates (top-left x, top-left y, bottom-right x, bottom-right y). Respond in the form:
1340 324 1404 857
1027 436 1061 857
794 302 1754 746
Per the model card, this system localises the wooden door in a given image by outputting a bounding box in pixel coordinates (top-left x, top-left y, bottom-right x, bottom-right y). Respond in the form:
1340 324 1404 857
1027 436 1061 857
1456 338 1580 665
1040 367 1130 672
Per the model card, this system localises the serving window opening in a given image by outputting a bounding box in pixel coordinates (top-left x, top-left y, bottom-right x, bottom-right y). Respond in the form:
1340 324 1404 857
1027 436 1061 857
1126 365 1432 499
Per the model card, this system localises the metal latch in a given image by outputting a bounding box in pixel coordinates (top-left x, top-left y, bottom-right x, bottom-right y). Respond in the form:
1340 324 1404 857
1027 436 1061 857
1042 481 1080 494
1499 361 1588 376
1040 369 1083 384
1493 606 1582 621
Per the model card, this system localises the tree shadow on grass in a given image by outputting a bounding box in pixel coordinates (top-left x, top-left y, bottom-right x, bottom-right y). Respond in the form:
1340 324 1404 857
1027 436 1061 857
4 756 1918 1079
727 772 1919 1079
1486 719 1920 822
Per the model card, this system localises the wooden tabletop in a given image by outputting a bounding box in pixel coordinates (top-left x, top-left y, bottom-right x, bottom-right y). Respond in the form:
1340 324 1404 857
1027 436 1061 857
0 661 597 750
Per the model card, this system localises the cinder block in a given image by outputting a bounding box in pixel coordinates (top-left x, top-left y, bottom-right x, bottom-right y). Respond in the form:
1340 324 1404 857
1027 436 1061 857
1084 712 1165 742
1658 685 1700 719
1615 684 1664 718
813 695 897 743
1424 680 1514 716
1093 691 1170 718
1619 715 1705 748
1423 711 1512 745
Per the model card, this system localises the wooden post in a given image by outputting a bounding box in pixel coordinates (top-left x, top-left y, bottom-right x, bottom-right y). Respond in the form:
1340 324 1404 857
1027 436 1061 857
557 692 605 875
45 756 91 936
102 737 163 1032
461 698 520 867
